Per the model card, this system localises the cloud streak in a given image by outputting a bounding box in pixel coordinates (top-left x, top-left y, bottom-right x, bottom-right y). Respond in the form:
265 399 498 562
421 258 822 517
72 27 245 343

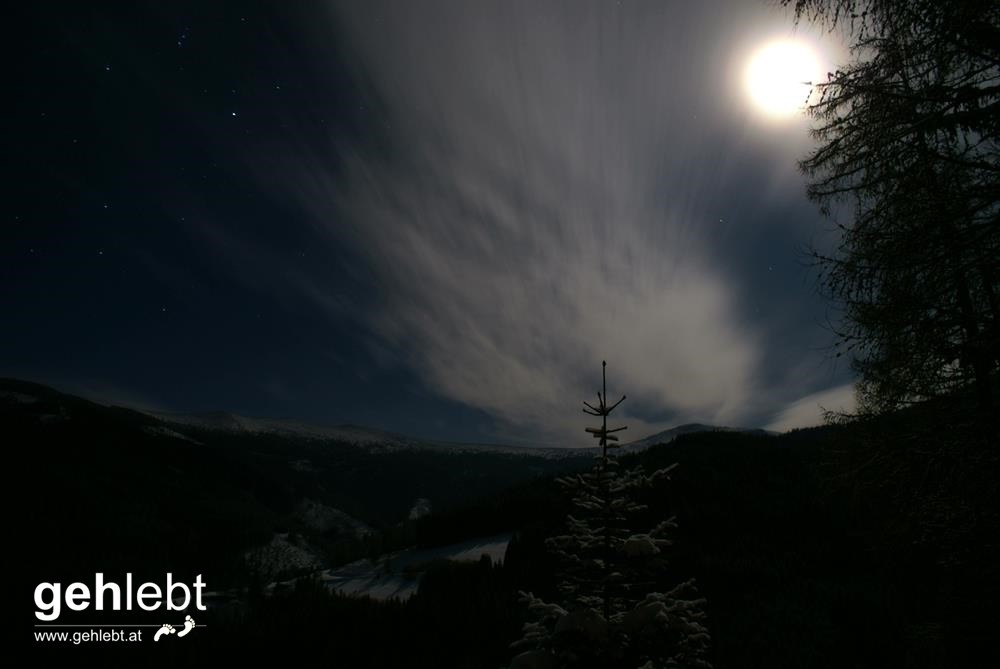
264 0 850 442
765 383 856 432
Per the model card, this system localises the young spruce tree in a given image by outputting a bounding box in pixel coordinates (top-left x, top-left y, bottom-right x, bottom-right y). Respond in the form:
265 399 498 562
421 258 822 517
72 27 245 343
510 362 711 669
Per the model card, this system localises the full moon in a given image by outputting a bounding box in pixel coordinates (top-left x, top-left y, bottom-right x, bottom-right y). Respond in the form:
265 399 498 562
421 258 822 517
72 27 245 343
744 39 822 119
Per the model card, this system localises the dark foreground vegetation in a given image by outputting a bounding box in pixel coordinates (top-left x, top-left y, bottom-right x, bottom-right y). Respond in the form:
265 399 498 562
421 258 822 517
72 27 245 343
11 380 997 667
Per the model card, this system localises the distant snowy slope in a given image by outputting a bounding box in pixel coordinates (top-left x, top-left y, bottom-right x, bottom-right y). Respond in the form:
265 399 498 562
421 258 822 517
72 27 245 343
144 409 587 458
144 409 770 458
145 410 416 448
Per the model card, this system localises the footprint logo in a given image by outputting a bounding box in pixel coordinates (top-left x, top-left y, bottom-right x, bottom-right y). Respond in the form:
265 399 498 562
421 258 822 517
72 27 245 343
154 623 175 642
177 615 196 638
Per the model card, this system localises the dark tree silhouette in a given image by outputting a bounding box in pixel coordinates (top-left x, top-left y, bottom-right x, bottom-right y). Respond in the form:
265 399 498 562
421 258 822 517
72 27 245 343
510 362 710 669
784 0 1000 419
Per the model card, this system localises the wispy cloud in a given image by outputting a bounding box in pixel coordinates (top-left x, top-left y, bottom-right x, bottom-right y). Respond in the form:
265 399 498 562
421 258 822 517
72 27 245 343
254 0 847 442
765 383 856 432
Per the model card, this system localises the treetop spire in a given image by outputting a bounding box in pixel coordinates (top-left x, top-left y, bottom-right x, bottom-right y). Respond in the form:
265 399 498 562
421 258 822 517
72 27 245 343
583 361 627 458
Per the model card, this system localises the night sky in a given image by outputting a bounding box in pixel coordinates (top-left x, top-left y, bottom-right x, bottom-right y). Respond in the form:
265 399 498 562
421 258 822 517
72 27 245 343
5 1 856 445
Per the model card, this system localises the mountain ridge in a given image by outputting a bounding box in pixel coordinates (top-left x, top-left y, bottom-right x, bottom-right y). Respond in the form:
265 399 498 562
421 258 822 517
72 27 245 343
2 377 775 458
144 407 774 457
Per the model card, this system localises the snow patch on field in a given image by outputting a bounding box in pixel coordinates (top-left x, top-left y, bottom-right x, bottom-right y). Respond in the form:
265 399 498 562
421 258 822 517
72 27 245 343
319 533 511 601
